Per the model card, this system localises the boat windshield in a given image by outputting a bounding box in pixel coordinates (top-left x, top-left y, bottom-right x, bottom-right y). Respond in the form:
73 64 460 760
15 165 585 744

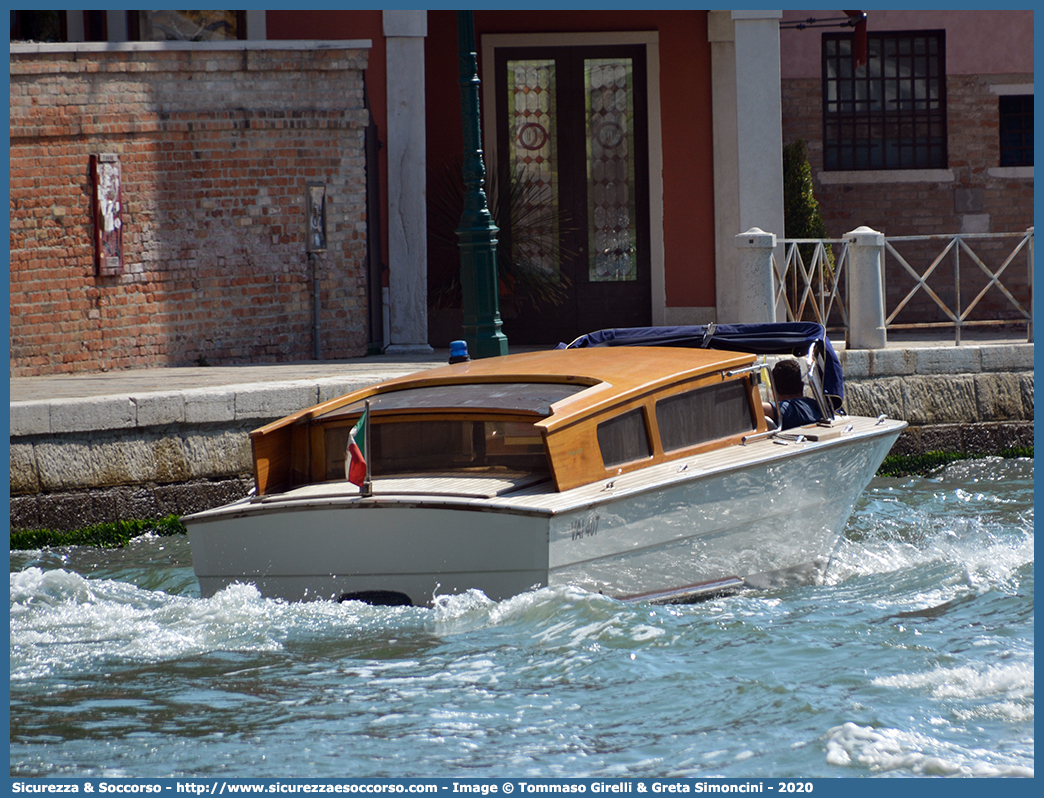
319 382 594 482
326 418 550 479
319 382 589 419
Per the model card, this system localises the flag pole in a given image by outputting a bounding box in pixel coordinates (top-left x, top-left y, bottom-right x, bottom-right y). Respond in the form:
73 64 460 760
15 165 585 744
361 399 373 498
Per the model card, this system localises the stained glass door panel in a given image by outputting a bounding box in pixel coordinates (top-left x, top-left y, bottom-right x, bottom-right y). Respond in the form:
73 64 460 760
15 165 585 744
506 59 560 279
585 57 638 282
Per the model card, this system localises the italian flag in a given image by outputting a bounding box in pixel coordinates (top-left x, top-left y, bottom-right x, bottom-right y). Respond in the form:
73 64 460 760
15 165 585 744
346 408 368 487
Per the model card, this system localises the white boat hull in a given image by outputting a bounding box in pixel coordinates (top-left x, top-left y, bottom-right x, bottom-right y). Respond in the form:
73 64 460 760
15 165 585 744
186 416 904 606
189 505 551 605
547 431 883 597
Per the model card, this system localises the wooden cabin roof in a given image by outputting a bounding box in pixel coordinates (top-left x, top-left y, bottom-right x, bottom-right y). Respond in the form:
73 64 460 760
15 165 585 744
382 346 754 387
254 347 759 437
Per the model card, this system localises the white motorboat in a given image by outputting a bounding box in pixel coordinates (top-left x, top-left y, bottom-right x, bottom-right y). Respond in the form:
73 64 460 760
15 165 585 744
184 323 906 606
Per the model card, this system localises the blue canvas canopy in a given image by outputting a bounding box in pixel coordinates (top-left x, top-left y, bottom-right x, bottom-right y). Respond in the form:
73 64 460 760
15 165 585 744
559 322 845 403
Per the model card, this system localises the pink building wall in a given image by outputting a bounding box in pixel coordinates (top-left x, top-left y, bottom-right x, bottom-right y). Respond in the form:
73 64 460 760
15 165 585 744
778 9 1033 328
780 10 1034 78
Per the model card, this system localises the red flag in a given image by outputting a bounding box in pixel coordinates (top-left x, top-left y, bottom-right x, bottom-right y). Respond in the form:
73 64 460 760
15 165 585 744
347 439 367 487
346 409 368 487
844 11 867 69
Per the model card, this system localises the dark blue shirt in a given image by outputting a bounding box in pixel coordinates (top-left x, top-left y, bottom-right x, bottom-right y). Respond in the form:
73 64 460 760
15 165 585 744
778 396 820 429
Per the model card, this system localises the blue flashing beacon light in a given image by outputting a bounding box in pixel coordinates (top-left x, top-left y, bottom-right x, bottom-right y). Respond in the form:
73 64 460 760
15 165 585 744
449 340 471 364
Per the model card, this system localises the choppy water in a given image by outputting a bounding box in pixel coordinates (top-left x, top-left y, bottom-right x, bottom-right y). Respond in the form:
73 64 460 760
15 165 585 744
10 458 1033 779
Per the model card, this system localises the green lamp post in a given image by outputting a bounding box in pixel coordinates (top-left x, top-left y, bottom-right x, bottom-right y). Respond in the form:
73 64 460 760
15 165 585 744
455 10 508 358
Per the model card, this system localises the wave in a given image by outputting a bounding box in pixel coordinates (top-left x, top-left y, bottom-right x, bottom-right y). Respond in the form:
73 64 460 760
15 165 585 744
824 720 1034 777
873 660 1034 714
827 460 1034 598
10 569 432 681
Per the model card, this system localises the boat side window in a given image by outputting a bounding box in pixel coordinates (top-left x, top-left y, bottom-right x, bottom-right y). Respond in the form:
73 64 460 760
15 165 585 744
655 380 755 453
597 408 653 468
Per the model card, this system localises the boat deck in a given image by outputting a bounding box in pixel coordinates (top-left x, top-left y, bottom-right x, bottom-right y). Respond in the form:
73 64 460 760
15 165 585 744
257 472 548 502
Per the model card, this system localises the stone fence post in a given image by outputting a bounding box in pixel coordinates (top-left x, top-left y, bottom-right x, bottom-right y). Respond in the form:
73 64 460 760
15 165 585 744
733 227 776 323
846 225 887 349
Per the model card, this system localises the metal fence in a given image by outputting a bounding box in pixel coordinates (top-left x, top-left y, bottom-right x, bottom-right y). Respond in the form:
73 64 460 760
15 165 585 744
775 229 1033 345
772 238 849 333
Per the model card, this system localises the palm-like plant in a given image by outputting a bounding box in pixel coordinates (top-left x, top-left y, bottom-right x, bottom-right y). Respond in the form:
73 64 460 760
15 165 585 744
427 157 573 315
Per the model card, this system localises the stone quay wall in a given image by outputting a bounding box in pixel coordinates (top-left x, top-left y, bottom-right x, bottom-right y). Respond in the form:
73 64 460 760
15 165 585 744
8 344 1035 533
838 344 1033 458
10 368 412 533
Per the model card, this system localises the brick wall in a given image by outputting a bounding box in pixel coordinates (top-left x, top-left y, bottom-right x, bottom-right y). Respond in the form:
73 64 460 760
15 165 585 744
10 44 372 377
782 73 1033 326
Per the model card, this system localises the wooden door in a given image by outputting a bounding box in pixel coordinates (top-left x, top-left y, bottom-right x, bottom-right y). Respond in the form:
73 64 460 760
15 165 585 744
494 45 651 344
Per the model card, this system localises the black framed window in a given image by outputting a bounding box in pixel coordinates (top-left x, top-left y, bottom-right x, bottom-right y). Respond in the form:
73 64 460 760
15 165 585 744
999 95 1033 167
83 11 107 42
597 408 652 468
655 381 755 453
823 31 947 170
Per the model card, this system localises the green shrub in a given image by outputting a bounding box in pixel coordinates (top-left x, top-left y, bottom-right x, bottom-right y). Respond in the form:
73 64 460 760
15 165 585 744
783 138 831 242
782 139 836 322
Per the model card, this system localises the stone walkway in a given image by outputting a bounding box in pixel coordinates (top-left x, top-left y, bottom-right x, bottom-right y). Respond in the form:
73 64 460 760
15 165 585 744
9 352 447 402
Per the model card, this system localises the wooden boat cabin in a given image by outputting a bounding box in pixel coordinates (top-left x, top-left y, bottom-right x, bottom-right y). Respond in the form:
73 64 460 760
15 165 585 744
249 347 770 497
